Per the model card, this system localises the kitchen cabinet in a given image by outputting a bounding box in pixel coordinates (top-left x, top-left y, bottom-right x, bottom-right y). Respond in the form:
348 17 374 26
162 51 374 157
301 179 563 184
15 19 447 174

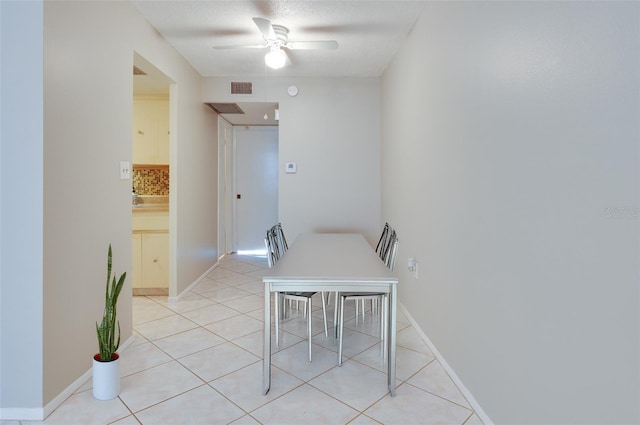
140 233 169 287
131 232 169 291
132 209 169 294
133 99 169 165
157 101 170 164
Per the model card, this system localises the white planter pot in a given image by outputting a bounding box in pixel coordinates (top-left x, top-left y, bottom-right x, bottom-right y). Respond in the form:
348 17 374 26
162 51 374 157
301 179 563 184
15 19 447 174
92 353 120 400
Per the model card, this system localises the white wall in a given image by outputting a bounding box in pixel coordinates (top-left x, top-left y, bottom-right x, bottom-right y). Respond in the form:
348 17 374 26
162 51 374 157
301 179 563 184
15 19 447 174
203 77 382 244
166 87 218 297
43 1 136 406
0 0 44 415
279 78 382 243
0 1 218 416
43 0 218 404
382 2 639 423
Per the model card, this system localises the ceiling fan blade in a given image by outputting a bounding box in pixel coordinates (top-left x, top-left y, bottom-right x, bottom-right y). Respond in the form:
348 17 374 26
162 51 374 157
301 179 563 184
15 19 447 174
282 48 292 66
286 40 339 50
212 44 266 50
252 17 276 40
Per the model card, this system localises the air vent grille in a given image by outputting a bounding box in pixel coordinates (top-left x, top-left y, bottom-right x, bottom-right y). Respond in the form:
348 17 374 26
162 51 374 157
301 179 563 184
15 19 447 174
133 66 147 75
230 82 252 95
206 103 245 114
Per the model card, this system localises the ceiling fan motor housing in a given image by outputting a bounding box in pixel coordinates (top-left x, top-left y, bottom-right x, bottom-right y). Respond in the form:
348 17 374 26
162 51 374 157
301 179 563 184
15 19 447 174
269 24 289 47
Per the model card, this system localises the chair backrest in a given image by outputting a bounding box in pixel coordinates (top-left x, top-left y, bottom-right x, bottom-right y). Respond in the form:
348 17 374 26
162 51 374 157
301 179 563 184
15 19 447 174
376 223 399 271
385 230 399 271
375 222 391 261
265 223 288 268
264 234 276 268
275 222 288 252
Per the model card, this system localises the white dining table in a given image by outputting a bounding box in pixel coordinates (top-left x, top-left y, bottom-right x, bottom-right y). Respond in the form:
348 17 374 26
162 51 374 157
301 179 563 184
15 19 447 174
262 233 399 396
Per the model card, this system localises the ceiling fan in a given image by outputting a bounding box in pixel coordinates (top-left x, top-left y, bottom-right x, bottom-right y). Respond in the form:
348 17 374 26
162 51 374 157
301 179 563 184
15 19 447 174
213 17 339 69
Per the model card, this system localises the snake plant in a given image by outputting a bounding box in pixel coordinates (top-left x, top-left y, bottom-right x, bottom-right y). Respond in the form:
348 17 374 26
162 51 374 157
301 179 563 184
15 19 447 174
96 244 126 362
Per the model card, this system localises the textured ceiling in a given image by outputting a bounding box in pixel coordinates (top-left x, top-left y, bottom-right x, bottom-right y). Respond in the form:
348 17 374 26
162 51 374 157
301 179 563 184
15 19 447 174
131 0 428 78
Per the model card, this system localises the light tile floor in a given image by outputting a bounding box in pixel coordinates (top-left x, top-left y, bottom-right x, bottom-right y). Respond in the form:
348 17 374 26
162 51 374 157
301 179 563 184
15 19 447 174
11 254 484 425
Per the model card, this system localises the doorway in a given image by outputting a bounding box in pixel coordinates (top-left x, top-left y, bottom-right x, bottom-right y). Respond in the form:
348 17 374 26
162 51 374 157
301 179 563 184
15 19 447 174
234 125 279 253
132 53 174 295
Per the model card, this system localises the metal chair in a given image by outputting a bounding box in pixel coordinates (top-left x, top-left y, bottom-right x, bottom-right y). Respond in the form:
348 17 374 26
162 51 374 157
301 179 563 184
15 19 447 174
265 224 327 362
337 225 398 366
331 222 394 331
265 223 288 267
360 222 393 317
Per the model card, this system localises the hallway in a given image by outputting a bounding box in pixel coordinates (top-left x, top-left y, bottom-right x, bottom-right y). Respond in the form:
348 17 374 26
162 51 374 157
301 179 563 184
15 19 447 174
15 254 484 424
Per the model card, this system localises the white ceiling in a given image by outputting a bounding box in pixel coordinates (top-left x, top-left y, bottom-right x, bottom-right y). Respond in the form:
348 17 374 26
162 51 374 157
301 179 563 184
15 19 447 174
133 52 172 96
131 0 427 124
132 0 427 78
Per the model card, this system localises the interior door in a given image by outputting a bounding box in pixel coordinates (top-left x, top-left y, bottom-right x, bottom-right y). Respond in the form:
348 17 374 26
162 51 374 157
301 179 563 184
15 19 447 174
234 126 278 253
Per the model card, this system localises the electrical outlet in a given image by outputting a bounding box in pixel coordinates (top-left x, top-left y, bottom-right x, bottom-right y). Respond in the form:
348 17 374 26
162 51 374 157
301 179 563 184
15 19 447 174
408 258 416 271
408 258 418 279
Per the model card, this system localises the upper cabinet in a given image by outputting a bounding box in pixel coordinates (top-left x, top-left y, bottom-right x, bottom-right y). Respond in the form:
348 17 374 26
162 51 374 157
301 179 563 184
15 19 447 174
133 99 169 165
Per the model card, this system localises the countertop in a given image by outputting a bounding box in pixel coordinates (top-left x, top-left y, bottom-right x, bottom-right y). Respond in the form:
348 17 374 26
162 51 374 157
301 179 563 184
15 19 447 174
132 195 169 213
132 204 168 212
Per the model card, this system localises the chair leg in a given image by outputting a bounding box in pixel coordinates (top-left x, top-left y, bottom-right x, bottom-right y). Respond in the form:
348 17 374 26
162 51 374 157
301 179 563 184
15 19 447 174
380 295 389 340
308 297 312 362
275 292 280 347
381 295 387 361
324 291 334 337
338 295 345 366
333 291 339 338
321 292 328 337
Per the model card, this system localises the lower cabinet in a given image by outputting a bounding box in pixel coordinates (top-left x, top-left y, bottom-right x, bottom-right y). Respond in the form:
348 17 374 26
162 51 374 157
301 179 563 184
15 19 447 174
132 232 169 290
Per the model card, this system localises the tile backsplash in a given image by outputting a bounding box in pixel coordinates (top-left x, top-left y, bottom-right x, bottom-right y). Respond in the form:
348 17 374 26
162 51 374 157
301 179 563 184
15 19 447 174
132 166 169 195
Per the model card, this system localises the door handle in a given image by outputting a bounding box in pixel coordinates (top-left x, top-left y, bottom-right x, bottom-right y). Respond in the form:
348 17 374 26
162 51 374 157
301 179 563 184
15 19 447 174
236 194 241 199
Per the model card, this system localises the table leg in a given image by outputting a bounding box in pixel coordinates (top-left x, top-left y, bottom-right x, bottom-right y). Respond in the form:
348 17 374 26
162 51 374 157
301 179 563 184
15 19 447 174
388 284 397 396
263 284 271 395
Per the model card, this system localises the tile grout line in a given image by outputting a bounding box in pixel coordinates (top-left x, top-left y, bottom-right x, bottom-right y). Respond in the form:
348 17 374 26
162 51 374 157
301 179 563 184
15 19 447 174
61 254 483 425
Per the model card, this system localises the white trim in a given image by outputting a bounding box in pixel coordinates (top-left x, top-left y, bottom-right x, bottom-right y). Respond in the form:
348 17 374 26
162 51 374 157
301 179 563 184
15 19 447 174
399 303 494 425
168 260 219 302
0 408 44 421
43 366 91 419
44 335 135 419
118 334 135 354
1 336 136 421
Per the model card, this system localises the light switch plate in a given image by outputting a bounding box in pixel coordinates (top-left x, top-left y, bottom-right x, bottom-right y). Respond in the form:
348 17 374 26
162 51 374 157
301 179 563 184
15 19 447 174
120 161 131 180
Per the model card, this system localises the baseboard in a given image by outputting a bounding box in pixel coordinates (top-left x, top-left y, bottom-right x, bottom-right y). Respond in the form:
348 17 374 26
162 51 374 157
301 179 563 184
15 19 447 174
168 260 219 302
398 303 494 425
133 287 169 296
118 334 135 353
0 407 44 421
0 336 136 421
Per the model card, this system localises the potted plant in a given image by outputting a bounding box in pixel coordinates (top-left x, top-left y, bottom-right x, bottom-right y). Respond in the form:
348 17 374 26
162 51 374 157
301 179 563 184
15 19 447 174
93 244 126 400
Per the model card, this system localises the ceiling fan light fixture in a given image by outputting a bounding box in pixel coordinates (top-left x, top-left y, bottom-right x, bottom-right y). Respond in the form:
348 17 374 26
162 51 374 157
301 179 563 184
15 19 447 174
265 47 286 69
